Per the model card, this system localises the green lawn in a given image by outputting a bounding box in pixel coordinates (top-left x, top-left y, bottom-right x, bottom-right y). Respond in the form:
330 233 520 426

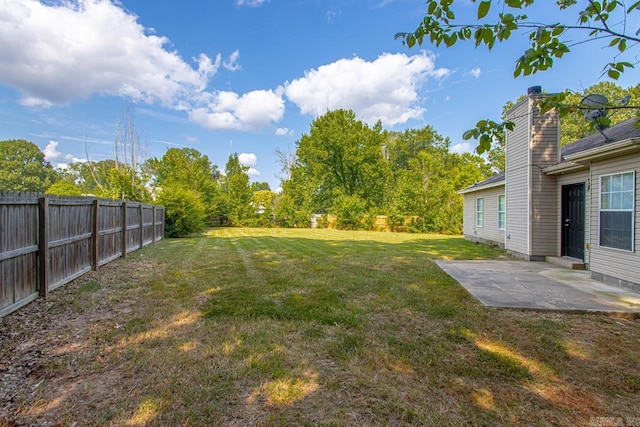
4 228 639 426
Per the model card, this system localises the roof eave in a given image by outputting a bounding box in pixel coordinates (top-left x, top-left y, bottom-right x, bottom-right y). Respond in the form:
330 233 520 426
458 179 505 194
543 161 585 176
564 137 640 164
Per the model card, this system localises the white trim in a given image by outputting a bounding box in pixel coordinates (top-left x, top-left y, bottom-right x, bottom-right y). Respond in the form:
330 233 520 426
598 170 635 252
497 194 506 230
476 197 484 228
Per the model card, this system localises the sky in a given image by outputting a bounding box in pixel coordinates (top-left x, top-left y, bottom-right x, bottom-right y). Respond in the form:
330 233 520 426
0 0 638 191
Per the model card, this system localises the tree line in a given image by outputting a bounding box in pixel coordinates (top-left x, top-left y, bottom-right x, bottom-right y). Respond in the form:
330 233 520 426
2 81 636 236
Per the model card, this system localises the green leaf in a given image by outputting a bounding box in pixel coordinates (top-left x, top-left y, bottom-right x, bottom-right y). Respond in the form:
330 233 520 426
618 39 627 52
628 0 640 12
607 69 620 79
478 1 491 19
427 0 437 14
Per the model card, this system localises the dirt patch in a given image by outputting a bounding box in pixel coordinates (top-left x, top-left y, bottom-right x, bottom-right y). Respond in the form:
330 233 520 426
0 254 163 426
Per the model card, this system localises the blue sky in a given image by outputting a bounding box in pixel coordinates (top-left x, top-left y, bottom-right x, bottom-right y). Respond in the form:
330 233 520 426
0 0 637 190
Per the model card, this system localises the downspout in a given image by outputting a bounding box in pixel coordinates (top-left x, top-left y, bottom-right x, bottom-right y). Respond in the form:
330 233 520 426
527 99 532 257
587 164 592 267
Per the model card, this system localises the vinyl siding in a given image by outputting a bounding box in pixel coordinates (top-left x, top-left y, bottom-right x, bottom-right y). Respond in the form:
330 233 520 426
530 108 559 255
505 100 531 256
589 154 640 285
556 171 590 262
463 186 505 246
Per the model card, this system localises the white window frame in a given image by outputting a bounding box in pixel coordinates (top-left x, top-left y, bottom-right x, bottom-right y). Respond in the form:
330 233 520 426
599 171 635 252
497 194 506 230
476 197 484 228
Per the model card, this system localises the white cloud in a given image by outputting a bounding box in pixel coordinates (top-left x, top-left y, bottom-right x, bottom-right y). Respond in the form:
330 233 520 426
189 89 285 131
43 140 61 162
246 167 260 177
285 52 450 126
466 67 482 79
43 140 86 167
275 127 293 136
0 0 214 107
451 142 473 154
223 50 241 71
238 152 257 167
236 0 269 7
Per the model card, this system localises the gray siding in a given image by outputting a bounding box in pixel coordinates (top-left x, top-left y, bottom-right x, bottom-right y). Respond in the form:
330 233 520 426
463 186 505 246
505 100 531 256
588 154 640 285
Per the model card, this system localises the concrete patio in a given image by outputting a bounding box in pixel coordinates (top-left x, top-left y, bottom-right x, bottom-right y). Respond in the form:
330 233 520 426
436 260 640 317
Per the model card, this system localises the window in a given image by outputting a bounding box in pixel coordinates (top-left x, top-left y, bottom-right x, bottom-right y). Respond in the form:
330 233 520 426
497 195 506 230
599 172 635 251
476 198 484 227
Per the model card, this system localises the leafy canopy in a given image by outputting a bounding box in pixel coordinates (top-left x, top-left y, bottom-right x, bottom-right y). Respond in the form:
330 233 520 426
396 0 640 153
0 139 58 192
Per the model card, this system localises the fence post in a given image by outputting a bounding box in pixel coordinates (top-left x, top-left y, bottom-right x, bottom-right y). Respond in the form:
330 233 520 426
92 199 99 270
38 196 49 298
152 206 156 243
161 207 165 240
140 204 144 249
121 201 127 258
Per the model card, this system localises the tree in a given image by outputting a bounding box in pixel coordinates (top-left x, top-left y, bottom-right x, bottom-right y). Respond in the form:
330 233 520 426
221 153 253 226
146 148 221 222
290 109 391 212
397 0 640 153
250 190 277 227
158 186 207 237
557 82 640 145
0 139 58 192
250 182 271 193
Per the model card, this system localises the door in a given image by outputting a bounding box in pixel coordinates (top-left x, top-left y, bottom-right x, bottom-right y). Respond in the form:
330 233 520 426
561 183 585 260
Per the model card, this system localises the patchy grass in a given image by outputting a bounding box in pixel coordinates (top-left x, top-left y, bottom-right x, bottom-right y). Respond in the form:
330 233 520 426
1 228 639 426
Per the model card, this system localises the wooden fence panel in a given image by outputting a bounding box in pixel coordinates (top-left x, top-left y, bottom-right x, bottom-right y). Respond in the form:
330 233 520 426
125 203 142 254
0 194 40 317
154 207 165 242
142 205 155 246
46 199 94 291
98 201 123 266
0 193 164 318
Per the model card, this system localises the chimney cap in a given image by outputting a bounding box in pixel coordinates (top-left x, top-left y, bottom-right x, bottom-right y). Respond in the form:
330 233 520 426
527 86 542 96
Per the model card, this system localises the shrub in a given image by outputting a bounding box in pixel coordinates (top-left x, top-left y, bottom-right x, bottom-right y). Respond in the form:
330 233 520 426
46 181 82 197
159 186 206 237
333 195 367 230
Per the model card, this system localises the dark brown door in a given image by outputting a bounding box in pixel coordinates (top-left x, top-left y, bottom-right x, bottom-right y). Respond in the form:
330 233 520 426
561 183 585 260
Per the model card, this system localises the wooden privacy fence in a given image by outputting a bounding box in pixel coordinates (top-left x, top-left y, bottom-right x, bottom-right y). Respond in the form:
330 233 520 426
0 192 164 318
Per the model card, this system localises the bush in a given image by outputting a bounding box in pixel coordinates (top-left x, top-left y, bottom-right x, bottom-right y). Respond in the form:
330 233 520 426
46 181 82 197
333 195 367 230
159 187 207 237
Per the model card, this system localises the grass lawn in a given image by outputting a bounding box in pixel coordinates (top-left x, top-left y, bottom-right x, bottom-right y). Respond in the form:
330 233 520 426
2 228 639 426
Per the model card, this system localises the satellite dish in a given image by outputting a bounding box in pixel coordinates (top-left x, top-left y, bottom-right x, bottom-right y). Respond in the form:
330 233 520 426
580 93 609 122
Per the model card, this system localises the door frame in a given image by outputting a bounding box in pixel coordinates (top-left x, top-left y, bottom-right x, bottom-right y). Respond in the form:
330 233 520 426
561 183 586 260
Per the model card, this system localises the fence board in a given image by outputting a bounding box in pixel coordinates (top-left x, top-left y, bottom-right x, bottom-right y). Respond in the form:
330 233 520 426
0 192 164 317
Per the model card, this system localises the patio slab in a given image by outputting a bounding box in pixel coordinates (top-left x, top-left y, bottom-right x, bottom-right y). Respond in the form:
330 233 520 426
436 260 640 317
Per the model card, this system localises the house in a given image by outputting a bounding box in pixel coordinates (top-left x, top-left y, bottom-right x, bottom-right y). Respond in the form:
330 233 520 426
459 87 640 292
